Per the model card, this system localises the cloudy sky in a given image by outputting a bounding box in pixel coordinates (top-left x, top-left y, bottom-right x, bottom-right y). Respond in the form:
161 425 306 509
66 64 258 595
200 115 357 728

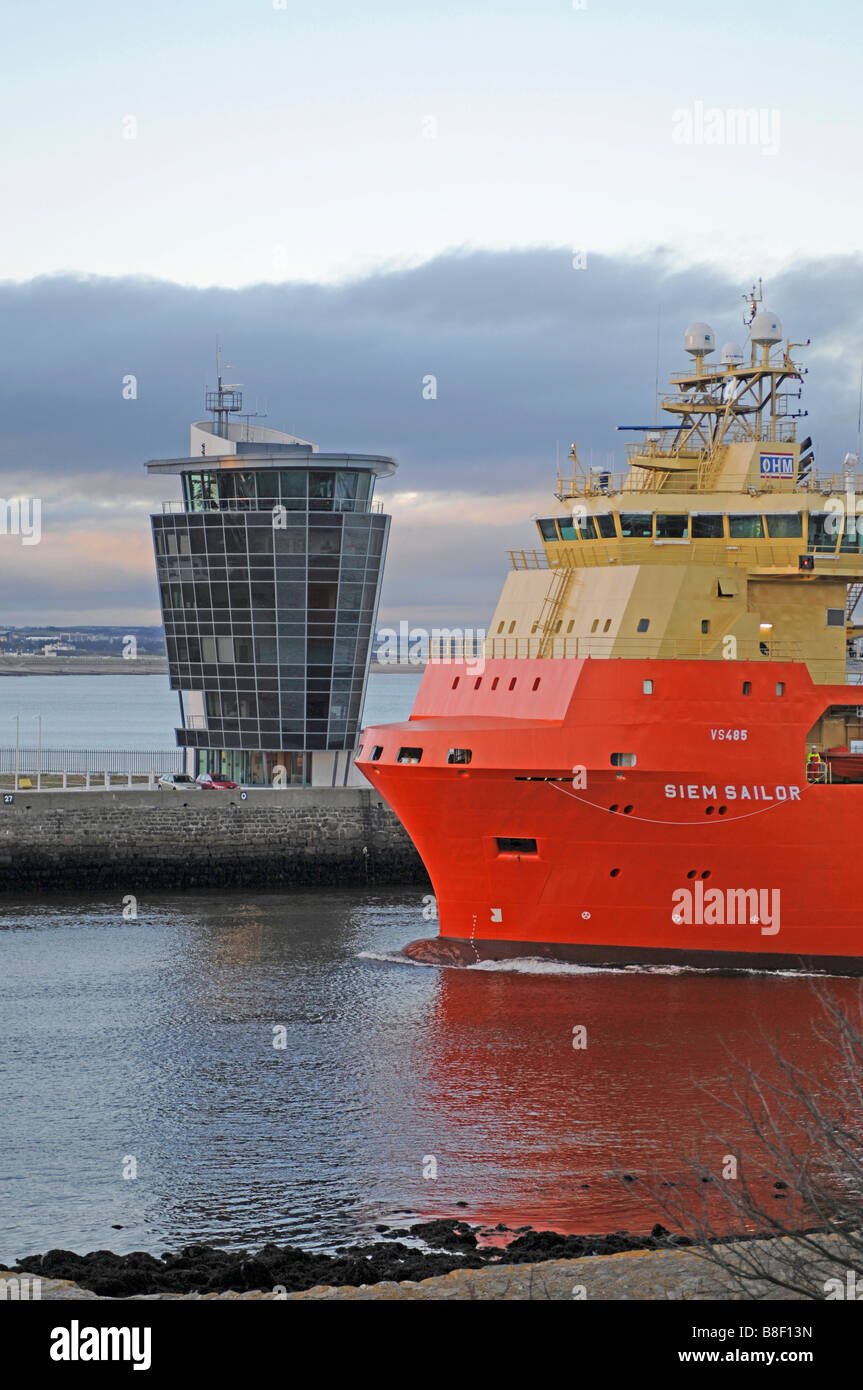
2 0 863 626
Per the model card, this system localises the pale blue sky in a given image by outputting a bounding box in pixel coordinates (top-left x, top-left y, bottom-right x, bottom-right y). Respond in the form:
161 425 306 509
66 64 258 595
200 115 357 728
2 0 860 286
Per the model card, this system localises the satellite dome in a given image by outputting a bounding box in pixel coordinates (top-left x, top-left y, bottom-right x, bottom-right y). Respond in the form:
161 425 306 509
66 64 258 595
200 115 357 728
684 322 715 356
751 310 783 346
721 342 744 365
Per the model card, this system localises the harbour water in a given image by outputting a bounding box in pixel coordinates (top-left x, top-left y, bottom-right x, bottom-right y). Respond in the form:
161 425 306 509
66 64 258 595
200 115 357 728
0 883 855 1264
0 670 857 1266
0 671 423 751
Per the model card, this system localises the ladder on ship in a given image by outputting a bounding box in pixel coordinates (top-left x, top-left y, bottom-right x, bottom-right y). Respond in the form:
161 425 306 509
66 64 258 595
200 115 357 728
536 567 574 658
847 582 863 623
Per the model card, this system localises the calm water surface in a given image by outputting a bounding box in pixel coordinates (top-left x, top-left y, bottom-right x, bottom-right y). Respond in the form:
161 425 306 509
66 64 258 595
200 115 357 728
0 886 855 1263
0 671 422 750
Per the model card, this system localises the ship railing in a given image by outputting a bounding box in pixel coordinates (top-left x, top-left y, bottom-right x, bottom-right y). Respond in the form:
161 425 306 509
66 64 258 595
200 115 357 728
510 541 863 570
429 636 808 662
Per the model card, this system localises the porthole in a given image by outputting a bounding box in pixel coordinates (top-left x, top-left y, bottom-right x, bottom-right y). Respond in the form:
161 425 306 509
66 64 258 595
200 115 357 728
610 867 621 878
603 619 612 632
452 677 460 689
686 869 697 879
509 677 517 691
717 806 727 815
532 678 541 691
474 677 482 689
609 803 620 812
623 804 634 814
705 806 715 815
491 677 500 690
700 869 711 879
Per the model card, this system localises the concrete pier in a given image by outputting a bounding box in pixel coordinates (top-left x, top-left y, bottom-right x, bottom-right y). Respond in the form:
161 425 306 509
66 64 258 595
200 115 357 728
0 787 427 892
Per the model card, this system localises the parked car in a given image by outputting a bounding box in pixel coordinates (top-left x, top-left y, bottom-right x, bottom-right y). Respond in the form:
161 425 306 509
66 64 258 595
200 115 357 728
195 773 240 790
158 773 199 791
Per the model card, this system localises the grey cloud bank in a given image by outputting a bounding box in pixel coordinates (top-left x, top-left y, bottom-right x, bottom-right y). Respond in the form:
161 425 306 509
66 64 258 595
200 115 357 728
1 248 862 624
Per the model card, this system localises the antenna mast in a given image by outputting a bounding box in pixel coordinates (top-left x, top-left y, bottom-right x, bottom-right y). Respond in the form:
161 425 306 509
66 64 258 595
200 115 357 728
206 342 243 439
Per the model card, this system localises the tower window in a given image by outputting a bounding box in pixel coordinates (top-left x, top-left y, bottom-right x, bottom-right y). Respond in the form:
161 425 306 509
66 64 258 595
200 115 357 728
701 620 710 634
610 752 637 767
743 681 752 695
508 621 516 634
603 619 612 632
826 608 845 627
637 618 649 633
643 679 653 694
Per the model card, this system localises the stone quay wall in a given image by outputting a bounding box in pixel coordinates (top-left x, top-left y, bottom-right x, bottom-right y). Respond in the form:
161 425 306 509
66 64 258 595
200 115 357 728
0 787 428 893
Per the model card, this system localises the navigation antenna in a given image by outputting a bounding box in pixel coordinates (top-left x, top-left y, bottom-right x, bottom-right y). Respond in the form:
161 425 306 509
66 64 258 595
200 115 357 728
239 400 269 442
205 343 244 439
743 278 763 327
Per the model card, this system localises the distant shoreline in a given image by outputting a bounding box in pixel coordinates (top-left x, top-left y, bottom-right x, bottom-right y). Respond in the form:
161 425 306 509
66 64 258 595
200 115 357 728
0 658 425 676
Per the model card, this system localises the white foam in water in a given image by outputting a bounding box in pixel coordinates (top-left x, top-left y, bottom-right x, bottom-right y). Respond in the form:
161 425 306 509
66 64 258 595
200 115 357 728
358 950 842 979
358 949 432 967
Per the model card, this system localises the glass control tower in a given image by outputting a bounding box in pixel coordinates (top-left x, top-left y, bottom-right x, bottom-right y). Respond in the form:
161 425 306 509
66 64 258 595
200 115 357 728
147 379 396 786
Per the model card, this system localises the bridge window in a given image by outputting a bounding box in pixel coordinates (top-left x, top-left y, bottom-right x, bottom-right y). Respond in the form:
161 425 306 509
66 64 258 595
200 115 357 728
691 514 725 539
575 515 598 540
655 513 688 539
496 837 538 855
807 514 836 551
595 513 617 539
397 747 423 764
765 513 803 538
620 512 653 538
538 519 559 541
729 515 765 538
610 752 637 767
370 746 384 760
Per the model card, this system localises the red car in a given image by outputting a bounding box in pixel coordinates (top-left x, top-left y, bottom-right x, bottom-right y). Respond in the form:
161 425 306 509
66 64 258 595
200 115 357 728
196 773 240 790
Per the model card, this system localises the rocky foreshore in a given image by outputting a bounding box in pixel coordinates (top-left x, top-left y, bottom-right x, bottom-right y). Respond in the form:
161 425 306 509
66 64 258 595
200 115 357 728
6 1221 695 1299
6 1222 855 1301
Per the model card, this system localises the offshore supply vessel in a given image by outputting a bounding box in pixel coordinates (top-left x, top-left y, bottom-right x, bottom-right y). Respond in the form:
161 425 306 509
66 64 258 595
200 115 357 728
359 287 863 973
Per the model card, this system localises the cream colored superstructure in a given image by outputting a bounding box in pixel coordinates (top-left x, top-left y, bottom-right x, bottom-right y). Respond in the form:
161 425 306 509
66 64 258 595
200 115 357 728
487 302 863 685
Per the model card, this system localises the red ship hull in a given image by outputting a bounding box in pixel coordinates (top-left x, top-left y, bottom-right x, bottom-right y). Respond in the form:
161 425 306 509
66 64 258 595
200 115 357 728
358 657 863 973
